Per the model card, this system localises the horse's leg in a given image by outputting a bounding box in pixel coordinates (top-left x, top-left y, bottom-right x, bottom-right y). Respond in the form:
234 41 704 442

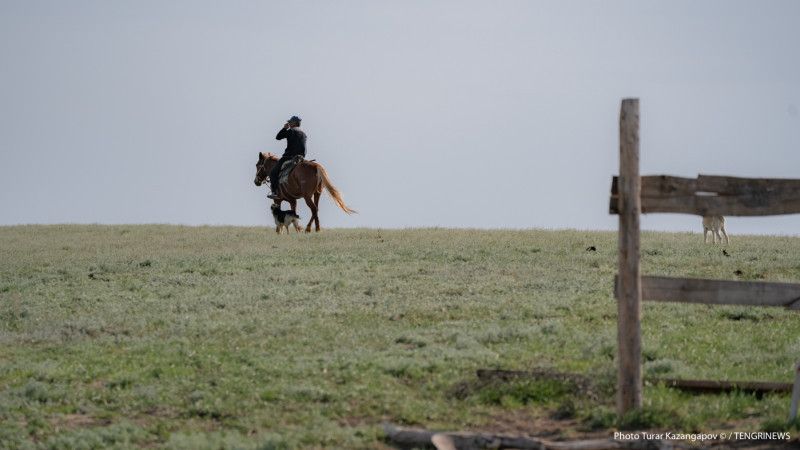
313 192 321 232
303 195 317 233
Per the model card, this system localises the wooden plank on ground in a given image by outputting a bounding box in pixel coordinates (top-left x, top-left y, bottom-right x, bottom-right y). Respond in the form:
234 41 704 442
383 422 686 450
614 275 800 309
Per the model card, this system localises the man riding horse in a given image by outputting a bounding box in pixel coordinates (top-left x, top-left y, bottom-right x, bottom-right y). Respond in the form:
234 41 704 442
268 115 307 200
253 116 356 231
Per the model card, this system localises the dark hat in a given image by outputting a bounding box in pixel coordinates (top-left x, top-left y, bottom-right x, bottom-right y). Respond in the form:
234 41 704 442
287 116 302 123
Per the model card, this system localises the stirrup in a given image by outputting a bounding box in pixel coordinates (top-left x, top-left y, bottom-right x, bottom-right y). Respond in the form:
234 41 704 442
267 191 281 200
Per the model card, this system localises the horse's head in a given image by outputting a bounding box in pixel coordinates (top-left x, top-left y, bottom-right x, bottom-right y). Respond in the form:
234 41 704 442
254 152 277 186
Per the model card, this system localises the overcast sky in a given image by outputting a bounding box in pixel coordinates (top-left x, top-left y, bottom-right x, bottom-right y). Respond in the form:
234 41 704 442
1 1 798 235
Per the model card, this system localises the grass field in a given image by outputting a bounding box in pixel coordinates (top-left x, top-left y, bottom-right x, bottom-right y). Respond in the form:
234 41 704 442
2 225 800 449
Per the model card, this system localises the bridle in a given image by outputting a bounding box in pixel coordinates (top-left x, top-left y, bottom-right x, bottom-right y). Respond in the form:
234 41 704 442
255 158 270 186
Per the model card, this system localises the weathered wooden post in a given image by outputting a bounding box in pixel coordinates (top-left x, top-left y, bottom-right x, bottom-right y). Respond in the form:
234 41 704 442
791 357 800 421
617 98 642 415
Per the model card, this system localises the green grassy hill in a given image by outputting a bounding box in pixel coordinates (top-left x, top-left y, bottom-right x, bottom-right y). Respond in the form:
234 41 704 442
2 225 799 448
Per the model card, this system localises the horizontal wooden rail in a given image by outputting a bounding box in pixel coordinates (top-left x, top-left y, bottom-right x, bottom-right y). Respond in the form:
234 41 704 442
610 174 800 216
655 378 793 394
614 275 800 309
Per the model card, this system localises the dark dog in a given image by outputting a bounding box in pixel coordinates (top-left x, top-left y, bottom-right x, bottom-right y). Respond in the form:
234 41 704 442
271 204 301 234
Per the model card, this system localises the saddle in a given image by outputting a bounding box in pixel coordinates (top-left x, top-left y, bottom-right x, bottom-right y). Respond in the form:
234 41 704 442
278 155 305 188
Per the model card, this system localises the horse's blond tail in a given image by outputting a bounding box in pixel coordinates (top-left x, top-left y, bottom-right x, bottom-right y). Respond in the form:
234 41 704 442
316 166 358 214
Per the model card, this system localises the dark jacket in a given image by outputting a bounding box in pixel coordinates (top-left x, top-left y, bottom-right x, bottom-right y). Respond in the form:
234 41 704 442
275 127 307 157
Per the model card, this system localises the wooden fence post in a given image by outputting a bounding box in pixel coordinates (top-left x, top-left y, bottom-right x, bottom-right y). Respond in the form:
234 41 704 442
791 358 800 421
617 98 642 415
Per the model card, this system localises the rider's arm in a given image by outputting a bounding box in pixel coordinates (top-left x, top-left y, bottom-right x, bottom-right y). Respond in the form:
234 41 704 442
276 122 292 140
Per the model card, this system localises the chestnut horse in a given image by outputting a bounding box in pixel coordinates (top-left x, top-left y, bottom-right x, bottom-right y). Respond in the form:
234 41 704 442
254 152 356 232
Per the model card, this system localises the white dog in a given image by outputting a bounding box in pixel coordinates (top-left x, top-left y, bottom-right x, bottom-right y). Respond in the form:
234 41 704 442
702 215 729 244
